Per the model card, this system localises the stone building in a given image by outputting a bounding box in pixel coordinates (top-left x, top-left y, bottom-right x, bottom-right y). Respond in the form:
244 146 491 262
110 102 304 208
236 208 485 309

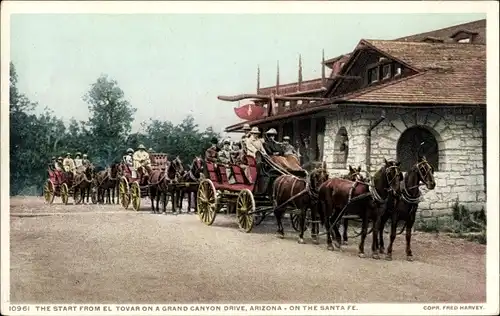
220 19 486 214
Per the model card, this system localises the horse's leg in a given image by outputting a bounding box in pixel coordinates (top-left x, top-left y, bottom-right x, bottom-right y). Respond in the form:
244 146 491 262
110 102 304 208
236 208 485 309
150 186 156 213
310 205 319 245
111 183 115 204
385 209 398 261
358 206 369 258
406 207 416 261
171 187 178 215
379 211 389 254
371 206 382 260
86 186 90 204
273 203 285 238
162 191 167 214
342 219 349 245
107 187 111 204
298 208 306 244
155 188 161 213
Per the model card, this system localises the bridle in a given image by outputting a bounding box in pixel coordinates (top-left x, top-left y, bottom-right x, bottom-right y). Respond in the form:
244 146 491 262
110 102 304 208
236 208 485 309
401 159 434 204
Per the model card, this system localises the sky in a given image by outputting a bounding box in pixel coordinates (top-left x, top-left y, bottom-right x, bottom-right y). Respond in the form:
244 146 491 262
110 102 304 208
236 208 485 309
11 13 485 137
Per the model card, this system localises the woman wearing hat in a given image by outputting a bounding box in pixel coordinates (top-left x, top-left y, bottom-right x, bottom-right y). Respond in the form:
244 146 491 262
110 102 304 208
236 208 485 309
63 152 76 175
74 152 83 168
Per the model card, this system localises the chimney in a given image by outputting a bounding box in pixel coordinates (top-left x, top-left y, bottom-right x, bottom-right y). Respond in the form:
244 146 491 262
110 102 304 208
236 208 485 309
321 49 326 85
298 54 303 91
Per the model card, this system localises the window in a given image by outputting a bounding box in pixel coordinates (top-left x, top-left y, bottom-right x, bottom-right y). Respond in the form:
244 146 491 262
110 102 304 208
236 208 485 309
382 64 391 80
368 67 379 84
395 65 402 76
458 38 471 43
297 100 303 105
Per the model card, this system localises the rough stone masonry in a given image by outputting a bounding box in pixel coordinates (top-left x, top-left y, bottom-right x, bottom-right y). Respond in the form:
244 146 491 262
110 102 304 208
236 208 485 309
323 105 486 215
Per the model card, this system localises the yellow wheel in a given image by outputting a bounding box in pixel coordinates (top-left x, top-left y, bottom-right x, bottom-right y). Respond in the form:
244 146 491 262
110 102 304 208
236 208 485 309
119 177 130 209
61 183 69 205
236 189 255 233
131 181 141 211
197 179 217 225
44 180 55 204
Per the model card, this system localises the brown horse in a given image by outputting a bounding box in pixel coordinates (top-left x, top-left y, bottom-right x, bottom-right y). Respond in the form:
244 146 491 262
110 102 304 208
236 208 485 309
316 159 402 258
272 162 330 244
379 156 436 261
93 163 120 204
73 163 95 204
340 165 366 245
149 156 184 214
176 156 204 213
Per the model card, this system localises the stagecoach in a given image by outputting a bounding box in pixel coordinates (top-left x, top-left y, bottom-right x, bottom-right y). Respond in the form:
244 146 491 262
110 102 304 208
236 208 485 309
43 168 74 205
196 152 309 233
118 153 169 212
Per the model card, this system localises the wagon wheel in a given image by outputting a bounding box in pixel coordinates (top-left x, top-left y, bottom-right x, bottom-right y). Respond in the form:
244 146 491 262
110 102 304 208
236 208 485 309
384 219 407 235
60 183 69 205
290 211 309 232
43 180 55 204
236 189 255 233
131 181 141 211
197 179 217 225
119 177 130 209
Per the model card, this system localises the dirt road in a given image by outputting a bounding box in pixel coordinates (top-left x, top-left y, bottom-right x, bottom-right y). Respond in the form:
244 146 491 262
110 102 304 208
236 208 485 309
10 197 486 304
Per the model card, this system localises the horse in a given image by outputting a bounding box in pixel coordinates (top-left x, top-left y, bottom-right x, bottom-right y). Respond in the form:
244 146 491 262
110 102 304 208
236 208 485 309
339 165 366 245
149 156 184 214
176 156 204 213
316 159 402 258
379 156 436 261
93 162 120 204
72 163 95 204
272 162 330 244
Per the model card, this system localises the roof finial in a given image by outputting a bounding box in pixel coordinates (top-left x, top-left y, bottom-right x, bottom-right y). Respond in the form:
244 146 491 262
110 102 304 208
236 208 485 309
257 65 260 93
298 54 303 91
321 49 326 85
276 60 280 94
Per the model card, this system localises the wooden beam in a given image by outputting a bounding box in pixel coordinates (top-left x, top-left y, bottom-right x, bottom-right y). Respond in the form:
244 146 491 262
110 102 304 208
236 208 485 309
217 94 326 102
326 75 362 80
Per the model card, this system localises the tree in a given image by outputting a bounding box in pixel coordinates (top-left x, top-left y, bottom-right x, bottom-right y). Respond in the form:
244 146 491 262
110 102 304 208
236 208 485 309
83 74 136 166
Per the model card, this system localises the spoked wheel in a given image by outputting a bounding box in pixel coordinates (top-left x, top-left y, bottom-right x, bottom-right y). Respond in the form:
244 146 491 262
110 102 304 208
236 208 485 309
131 181 141 211
236 189 255 233
384 219 407 235
338 218 374 239
197 179 217 225
290 211 309 232
60 183 69 205
119 177 130 209
44 180 55 204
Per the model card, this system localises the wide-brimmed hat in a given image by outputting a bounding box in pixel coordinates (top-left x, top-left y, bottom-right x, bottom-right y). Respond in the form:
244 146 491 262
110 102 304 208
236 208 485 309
283 136 290 140
266 128 277 135
242 123 251 131
66 152 71 156
75 152 82 156
127 148 134 153
51 156 56 160
83 154 88 158
223 139 231 145
57 157 63 161
137 144 146 150
250 127 260 134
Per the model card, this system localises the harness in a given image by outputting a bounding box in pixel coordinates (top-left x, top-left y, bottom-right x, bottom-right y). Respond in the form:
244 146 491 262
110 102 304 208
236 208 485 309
400 160 432 205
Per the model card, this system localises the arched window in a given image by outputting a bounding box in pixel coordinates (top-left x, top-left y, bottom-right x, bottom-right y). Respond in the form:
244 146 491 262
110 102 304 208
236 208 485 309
397 126 439 172
333 127 349 169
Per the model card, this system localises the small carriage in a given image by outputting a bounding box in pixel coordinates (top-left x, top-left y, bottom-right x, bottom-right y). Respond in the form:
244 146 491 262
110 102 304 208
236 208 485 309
196 152 307 233
43 168 73 205
118 153 169 211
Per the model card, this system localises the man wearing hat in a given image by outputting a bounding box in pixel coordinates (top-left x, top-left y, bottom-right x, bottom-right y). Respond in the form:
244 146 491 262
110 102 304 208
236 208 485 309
282 136 298 156
49 156 57 171
205 137 219 163
148 147 155 153
263 128 284 156
133 144 152 180
244 127 265 158
82 154 90 167
218 139 236 184
55 157 64 172
63 152 76 175
123 148 135 177
74 152 83 169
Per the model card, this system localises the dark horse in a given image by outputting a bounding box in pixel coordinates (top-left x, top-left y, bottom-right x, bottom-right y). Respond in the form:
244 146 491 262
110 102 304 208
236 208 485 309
176 156 204 213
93 162 120 204
316 159 402 258
340 165 366 245
73 163 95 204
379 156 436 261
148 156 184 214
272 162 330 244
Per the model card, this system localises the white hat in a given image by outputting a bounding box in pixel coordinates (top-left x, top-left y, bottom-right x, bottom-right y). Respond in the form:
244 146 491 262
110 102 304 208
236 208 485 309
266 128 277 135
283 136 290 140
242 123 251 131
250 127 260 134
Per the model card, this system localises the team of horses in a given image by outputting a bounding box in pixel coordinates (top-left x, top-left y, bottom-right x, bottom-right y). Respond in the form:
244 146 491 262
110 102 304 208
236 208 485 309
66 149 435 261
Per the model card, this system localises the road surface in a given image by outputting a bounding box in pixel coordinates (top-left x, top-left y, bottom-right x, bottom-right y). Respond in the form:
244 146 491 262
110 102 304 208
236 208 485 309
10 197 486 304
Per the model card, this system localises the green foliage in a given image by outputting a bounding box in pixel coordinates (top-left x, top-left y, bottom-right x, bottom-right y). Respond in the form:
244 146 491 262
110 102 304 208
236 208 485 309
415 202 486 245
9 63 221 195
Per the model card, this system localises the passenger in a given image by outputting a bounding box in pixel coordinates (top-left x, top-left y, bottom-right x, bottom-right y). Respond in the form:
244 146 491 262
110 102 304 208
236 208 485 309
49 156 57 171
123 148 135 177
244 127 265 158
263 128 284 156
282 136 298 156
63 153 76 176
82 154 90 167
133 144 152 179
74 152 83 168
218 140 236 184
205 137 219 163
55 157 64 171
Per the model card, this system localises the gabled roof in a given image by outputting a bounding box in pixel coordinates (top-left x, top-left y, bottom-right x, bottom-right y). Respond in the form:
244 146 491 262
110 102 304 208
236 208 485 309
339 40 486 105
395 19 485 44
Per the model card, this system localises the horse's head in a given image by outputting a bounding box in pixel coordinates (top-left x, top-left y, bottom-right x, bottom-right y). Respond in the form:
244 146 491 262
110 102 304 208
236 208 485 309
347 165 365 182
382 158 403 194
85 163 95 179
414 155 436 190
310 161 330 191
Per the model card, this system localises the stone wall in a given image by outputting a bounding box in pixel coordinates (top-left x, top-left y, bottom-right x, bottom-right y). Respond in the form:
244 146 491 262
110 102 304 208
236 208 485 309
323 105 486 215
